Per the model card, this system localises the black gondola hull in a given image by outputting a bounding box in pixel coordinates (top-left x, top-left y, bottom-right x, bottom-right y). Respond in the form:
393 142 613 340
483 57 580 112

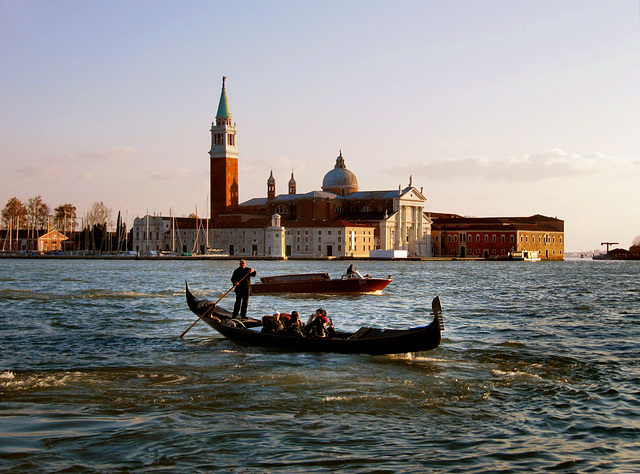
185 283 442 355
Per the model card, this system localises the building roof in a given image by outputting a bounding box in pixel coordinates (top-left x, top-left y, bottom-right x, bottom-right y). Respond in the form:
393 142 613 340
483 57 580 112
430 214 564 232
216 77 231 118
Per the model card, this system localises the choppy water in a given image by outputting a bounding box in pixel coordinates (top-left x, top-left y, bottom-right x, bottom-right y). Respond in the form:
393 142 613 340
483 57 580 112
0 258 638 472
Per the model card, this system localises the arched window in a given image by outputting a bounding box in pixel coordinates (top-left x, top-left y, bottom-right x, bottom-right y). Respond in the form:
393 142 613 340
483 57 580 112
361 206 371 212
275 204 288 214
336 205 343 213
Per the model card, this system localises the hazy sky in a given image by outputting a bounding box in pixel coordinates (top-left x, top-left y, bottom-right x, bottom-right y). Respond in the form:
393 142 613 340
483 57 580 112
1 1 639 252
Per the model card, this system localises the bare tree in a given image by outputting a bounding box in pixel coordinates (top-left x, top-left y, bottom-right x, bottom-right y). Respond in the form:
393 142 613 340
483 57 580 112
2 197 27 230
85 202 112 251
86 201 112 228
26 195 50 236
54 203 77 235
1 198 27 251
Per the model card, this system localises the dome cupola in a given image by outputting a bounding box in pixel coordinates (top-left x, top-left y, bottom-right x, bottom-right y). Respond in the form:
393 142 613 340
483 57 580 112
321 151 358 196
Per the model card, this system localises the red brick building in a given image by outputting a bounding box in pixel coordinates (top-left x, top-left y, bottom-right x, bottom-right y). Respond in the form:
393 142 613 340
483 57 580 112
430 214 564 260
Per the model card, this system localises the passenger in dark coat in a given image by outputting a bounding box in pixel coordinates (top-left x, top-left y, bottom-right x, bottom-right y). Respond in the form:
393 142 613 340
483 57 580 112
231 259 256 318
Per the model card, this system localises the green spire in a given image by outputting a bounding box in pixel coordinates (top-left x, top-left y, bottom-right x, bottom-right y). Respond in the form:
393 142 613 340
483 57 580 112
216 76 232 118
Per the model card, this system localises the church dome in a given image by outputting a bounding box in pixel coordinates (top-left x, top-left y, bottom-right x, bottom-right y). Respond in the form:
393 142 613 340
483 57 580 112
322 152 358 195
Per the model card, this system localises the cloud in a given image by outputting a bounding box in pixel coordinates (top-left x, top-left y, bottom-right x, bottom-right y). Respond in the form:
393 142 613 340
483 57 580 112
59 147 139 164
387 149 640 182
13 147 141 183
150 168 190 181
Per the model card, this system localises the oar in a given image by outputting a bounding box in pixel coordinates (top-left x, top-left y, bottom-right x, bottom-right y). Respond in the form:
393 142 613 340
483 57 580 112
179 272 251 339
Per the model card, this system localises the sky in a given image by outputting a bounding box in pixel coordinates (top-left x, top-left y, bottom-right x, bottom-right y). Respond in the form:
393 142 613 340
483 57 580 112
1 1 639 252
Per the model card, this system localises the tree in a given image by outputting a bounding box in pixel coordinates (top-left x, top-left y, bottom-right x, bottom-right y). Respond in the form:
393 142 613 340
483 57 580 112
26 195 50 236
86 201 112 228
1 197 27 230
54 203 77 235
632 235 640 248
85 202 112 251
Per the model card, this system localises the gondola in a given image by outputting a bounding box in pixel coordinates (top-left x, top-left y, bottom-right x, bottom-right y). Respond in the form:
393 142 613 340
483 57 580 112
185 283 444 355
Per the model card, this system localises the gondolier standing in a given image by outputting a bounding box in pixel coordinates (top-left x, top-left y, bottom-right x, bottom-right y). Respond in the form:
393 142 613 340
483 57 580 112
231 259 256 319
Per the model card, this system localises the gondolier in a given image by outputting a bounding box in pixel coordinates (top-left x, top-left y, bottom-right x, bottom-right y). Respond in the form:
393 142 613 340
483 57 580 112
231 259 256 318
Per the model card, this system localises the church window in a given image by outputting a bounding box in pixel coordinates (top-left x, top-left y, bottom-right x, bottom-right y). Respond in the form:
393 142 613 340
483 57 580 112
476 235 480 242
336 206 342 213
501 235 505 242
361 206 371 212
275 205 288 214
454 235 458 242
484 235 489 243
492 235 496 243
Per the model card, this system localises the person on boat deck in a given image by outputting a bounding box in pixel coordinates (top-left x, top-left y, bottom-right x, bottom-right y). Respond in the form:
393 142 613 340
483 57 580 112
305 308 334 338
262 311 284 333
346 264 356 275
286 311 305 337
231 259 256 319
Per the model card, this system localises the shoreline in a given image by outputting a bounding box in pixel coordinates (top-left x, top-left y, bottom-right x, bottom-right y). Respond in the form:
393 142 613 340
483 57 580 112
0 253 556 262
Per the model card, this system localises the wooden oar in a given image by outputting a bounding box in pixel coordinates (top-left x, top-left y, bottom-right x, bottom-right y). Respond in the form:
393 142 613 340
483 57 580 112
179 272 251 339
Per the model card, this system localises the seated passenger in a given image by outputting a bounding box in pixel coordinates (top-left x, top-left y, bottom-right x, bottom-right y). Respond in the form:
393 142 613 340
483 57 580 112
286 311 305 337
305 308 334 338
261 312 285 333
279 312 291 328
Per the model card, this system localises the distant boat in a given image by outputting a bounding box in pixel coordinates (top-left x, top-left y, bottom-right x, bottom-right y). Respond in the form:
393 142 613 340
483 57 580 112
250 271 392 295
511 250 541 262
492 250 541 262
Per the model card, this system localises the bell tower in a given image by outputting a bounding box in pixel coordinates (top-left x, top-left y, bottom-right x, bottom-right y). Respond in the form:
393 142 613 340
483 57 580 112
210 76 239 219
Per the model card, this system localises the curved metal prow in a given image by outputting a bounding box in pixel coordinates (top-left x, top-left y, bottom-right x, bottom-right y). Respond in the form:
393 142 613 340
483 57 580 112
432 296 444 331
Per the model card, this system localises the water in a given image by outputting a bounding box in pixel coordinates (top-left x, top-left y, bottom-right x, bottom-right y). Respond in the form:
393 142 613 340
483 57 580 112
1 258 638 472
